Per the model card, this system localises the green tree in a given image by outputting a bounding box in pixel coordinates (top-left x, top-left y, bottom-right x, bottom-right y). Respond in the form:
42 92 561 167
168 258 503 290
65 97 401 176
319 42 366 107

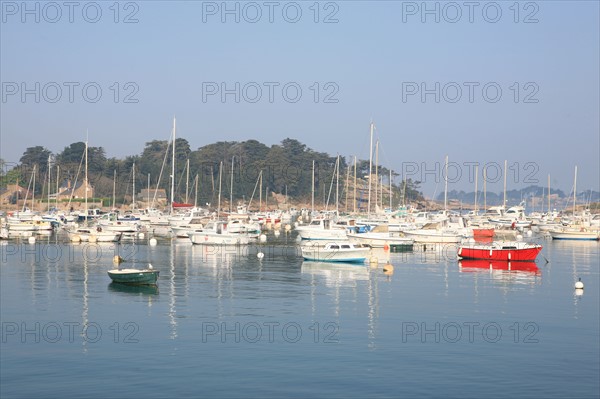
19 146 52 175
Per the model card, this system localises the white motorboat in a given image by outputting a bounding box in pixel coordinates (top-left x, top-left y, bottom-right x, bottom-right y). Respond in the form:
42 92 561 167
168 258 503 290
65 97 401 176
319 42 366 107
189 221 251 245
347 224 414 248
296 218 348 240
301 241 370 263
67 227 122 242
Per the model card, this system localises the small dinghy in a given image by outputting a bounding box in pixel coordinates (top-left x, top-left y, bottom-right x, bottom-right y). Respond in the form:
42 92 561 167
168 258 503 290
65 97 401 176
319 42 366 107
108 264 159 285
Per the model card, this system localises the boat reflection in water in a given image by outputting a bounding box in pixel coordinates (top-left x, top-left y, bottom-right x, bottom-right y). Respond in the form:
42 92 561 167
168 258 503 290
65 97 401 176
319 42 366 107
301 260 369 287
108 282 159 296
458 259 541 277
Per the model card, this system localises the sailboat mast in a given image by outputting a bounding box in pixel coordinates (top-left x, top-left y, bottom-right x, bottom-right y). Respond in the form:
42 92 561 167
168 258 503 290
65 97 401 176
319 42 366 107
112 170 116 210
147 173 150 207
32 164 36 210
483 167 487 211
230 156 234 213
217 161 222 218
47 157 51 212
186 159 190 204
56 165 59 210
547 174 551 213
375 140 379 211
335 155 339 214
194 174 198 208
311 160 315 214
474 165 478 214
85 139 88 222
503 159 507 208
367 122 373 215
259 170 263 212
444 155 448 212
170 117 176 215
353 156 357 213
132 162 135 211
47 156 52 212
344 163 350 213
573 165 577 216
389 169 392 210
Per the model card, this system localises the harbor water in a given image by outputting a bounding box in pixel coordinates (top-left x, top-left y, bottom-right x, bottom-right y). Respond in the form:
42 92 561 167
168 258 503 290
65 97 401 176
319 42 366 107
1 233 598 398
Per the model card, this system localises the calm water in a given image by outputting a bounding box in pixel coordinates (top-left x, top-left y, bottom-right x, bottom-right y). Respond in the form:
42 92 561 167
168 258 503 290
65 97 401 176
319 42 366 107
1 233 598 398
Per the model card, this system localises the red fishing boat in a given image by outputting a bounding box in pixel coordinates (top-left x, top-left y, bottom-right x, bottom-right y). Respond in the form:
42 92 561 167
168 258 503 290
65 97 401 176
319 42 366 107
458 241 542 261
458 259 540 274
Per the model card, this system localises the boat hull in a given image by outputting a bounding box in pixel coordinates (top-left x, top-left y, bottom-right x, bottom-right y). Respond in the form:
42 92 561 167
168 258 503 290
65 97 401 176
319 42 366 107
402 230 462 243
458 243 542 261
301 250 369 263
347 233 414 248
68 230 122 242
108 269 159 285
549 229 600 241
301 243 369 263
189 232 250 245
296 229 348 241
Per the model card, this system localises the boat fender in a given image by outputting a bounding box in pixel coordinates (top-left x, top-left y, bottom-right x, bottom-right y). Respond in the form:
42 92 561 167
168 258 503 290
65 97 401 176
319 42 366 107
511 222 516 230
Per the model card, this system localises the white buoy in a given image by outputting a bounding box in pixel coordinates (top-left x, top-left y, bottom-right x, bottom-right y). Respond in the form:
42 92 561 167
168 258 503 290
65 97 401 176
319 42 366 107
575 288 584 297
285 224 291 231
259 234 267 243
149 238 158 246
138 232 145 239
257 252 264 260
575 278 584 290
27 236 36 244
274 230 280 237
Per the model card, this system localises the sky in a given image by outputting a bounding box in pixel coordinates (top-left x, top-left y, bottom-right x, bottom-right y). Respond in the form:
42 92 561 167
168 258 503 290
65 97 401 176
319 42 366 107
1 1 599 199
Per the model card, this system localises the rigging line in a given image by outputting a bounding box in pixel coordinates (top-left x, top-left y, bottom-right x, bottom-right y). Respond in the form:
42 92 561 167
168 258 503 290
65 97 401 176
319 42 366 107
152 135 172 208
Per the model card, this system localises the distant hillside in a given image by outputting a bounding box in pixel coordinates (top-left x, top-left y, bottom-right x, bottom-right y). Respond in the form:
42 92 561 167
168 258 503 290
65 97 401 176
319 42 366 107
436 185 600 208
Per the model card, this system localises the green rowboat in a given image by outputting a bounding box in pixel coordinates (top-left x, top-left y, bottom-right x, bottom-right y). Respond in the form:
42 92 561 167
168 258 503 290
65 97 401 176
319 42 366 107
108 267 159 285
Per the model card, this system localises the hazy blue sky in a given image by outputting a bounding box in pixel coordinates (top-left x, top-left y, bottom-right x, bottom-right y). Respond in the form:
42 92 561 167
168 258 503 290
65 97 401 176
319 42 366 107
1 1 598 199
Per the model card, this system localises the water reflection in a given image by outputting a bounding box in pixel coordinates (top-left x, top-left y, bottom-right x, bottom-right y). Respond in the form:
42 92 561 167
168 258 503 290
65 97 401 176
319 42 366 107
300 261 369 287
108 282 159 295
458 259 542 284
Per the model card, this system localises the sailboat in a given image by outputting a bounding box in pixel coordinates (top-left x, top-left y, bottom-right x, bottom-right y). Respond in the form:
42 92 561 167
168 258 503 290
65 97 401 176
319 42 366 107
67 138 121 242
549 166 600 240
401 156 465 243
